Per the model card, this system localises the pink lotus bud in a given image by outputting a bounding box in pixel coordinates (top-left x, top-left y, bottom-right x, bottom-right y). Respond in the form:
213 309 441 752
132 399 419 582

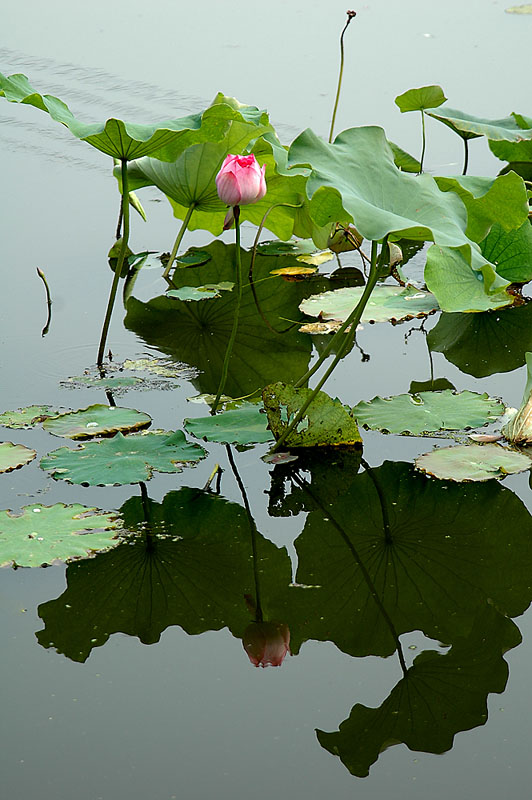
216 154 267 207
242 621 291 668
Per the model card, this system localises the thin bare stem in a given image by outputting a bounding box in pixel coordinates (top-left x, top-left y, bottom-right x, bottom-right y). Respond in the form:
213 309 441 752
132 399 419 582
163 203 196 283
462 138 469 176
329 10 357 144
419 110 426 173
36 267 52 337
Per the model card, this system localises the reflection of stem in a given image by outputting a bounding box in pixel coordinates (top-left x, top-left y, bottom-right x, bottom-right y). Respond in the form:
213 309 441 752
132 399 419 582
270 239 387 453
419 111 426 173
462 139 469 176
329 11 357 144
292 471 407 677
139 481 150 521
226 445 263 622
361 458 392 544
36 267 52 337
211 206 242 413
97 158 130 368
163 203 196 282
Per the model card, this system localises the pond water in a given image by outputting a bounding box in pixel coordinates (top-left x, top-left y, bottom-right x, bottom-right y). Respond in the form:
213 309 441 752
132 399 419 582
2 1 532 798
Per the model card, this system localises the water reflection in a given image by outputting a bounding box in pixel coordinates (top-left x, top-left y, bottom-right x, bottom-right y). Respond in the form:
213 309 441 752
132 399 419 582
35 454 532 777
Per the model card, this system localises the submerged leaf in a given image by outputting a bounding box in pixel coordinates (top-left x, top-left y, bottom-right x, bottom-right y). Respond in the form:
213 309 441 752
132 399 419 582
415 443 531 481
0 442 36 473
40 430 207 485
0 503 121 567
353 390 504 436
262 382 362 448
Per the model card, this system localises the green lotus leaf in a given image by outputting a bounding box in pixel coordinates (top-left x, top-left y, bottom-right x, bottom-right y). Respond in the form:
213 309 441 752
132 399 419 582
256 239 317 256
424 245 512 312
124 241 314 398
0 503 121 567
353 390 504 436
434 173 529 243
299 284 438 327
166 282 234 301
428 302 532 377
426 106 530 141
395 85 447 113
415 443 531 481
262 382 361 448
409 378 456 393
174 249 211 268
36 487 293 661
480 220 532 283
184 402 274 445
317 607 519 777
42 404 152 439
40 430 207 485
0 73 272 162
387 141 422 173
61 375 141 391
0 442 37 473
0 405 57 428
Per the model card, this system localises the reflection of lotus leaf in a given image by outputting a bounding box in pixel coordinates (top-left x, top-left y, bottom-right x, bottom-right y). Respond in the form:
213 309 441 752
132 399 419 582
36 488 293 662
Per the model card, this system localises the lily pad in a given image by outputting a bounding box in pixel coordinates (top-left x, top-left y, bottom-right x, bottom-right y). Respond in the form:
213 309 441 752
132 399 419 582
184 402 274 445
0 405 56 429
270 266 317 277
353 390 504 436
122 357 194 379
61 375 141 391
42 404 152 439
256 239 317 256
415 443 531 481
40 430 207 485
174 249 211 268
0 503 121 567
395 85 447 113
299 284 438 327
0 442 37 473
262 382 362 448
166 282 234 301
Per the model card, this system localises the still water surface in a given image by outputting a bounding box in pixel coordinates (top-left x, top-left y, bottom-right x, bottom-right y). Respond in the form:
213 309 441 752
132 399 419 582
2 2 532 798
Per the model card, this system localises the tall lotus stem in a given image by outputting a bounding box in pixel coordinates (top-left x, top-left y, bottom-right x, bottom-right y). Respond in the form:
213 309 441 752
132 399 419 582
97 158 130 368
211 206 242 414
419 111 426 173
163 203 196 283
329 10 357 144
270 238 387 453
462 139 469 176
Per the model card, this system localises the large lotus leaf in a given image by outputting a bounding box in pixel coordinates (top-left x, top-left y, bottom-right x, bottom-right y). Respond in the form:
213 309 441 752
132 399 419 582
317 607 520 777
415 443 531 481
41 404 151 439
425 106 531 141
434 173 528 243
262 382 361 447
428 302 532 377
36 487 294 662
40 430 206 485
0 503 121 567
287 460 532 657
353 390 504 436
424 245 512 312
299 284 438 327
395 85 447 113
387 141 422 173
184 402 273 445
0 405 57 429
480 220 532 283
0 442 36 473
124 241 315 398
0 73 271 161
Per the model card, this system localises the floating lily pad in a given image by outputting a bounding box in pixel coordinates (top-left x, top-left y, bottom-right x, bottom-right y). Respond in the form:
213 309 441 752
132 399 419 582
174 248 211 268
270 266 317 277
167 282 234 301
262 382 361 448
299 284 438 327
296 251 334 267
61 375 141 391
40 430 207 485
0 503 121 567
184 403 274 445
415 443 531 481
256 239 317 257
0 442 37 473
353 391 504 436
0 405 56 429
42 404 152 439
122 357 195 379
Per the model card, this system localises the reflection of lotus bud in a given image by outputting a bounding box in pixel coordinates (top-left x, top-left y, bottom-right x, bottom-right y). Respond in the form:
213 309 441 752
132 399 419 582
242 621 291 668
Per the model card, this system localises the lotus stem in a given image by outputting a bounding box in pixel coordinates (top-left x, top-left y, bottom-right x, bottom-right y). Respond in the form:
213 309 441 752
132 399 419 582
270 238 387 452
97 158 130 368
419 111 426 173
329 10 357 144
211 206 242 413
163 203 196 283
462 138 469 176
36 267 52 337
